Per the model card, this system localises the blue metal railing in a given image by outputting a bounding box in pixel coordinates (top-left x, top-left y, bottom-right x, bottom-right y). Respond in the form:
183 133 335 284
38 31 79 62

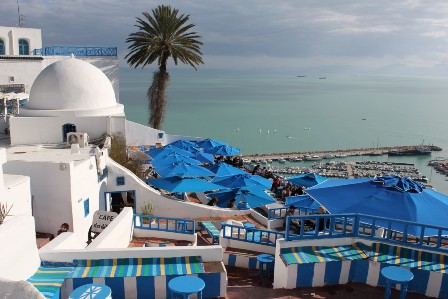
285 213 448 253
268 207 319 220
134 214 195 235
222 224 285 247
33 46 117 57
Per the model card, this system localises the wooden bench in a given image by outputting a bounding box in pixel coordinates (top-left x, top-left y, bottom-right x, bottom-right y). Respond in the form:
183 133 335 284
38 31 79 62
200 221 220 244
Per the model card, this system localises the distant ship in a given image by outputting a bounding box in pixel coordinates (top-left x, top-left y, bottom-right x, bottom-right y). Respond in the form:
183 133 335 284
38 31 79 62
297 75 307 77
388 147 431 156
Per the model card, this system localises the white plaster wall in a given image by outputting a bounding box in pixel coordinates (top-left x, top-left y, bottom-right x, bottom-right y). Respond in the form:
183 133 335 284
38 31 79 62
133 228 198 245
0 215 40 280
10 116 125 145
40 232 86 251
106 159 250 219
220 237 275 255
39 245 223 263
0 59 43 92
87 207 134 249
0 27 42 55
125 120 166 146
3 160 73 237
3 174 31 217
0 148 6 197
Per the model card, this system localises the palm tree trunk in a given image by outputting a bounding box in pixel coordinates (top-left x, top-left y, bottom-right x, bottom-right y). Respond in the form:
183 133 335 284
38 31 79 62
147 69 170 129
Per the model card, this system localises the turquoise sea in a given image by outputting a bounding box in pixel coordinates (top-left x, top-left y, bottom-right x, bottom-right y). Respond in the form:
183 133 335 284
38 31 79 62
119 69 448 195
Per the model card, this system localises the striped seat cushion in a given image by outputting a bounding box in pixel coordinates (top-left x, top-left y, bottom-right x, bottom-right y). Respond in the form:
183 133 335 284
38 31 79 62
27 263 74 299
281 242 370 265
371 243 448 273
68 257 204 278
201 221 220 236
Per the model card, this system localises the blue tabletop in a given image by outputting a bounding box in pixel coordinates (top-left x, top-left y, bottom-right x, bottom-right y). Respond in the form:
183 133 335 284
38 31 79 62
381 266 414 283
69 283 112 299
169 276 205 294
257 254 275 263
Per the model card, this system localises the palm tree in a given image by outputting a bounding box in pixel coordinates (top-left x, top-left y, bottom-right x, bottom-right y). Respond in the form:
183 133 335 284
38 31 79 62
126 5 203 129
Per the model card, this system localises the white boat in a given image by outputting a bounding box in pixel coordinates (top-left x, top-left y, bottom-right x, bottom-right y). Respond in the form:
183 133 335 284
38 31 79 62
335 154 347 158
291 157 302 162
278 158 286 163
242 158 251 163
323 154 335 159
304 155 322 161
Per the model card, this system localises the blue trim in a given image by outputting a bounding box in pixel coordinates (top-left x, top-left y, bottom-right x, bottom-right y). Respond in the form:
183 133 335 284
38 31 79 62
296 263 314 287
228 255 236 267
439 273 448 298
33 46 117 57
136 276 154 299
222 224 284 247
408 268 430 294
349 260 369 283
325 261 342 285
105 277 125 299
198 272 222 298
268 207 318 220
134 214 196 235
249 257 258 269
72 277 93 290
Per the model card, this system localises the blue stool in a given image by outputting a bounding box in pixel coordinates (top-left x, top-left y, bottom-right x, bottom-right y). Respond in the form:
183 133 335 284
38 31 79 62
257 254 275 278
168 275 205 299
381 266 414 299
69 283 112 299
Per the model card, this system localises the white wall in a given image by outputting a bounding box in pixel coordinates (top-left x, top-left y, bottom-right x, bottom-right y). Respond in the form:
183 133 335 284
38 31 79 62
0 215 40 280
125 120 166 146
10 115 125 145
134 228 198 245
3 174 31 217
87 207 134 249
0 148 6 198
0 27 42 55
40 232 86 251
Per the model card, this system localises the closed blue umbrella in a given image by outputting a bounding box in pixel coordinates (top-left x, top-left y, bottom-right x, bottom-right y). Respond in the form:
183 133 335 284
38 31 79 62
196 138 228 150
209 186 276 208
286 172 328 187
207 162 247 177
306 175 448 236
155 161 216 178
146 145 194 159
212 173 272 189
204 145 240 156
146 176 223 193
151 154 202 168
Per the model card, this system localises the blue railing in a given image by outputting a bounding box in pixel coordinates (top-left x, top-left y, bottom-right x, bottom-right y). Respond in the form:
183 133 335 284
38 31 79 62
33 46 117 57
285 213 448 253
268 207 319 220
134 214 195 235
222 224 285 247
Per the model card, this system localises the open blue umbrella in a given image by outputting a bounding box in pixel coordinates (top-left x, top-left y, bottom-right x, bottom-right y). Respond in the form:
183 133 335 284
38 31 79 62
155 161 216 178
204 145 240 156
168 139 199 149
209 186 276 208
146 176 223 193
151 154 202 168
196 138 228 150
212 173 272 189
207 162 247 177
285 194 320 209
306 175 448 236
286 172 328 187
146 145 194 159
192 151 215 164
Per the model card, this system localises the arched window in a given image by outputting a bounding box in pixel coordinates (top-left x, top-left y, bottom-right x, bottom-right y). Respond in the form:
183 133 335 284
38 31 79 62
18 39 29 55
0 39 5 55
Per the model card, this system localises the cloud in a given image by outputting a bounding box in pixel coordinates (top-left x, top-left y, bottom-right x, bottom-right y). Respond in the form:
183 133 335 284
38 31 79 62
2 0 448 74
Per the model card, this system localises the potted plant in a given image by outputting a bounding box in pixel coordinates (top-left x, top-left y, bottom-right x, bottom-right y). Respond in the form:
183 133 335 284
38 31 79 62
140 202 156 226
0 203 13 225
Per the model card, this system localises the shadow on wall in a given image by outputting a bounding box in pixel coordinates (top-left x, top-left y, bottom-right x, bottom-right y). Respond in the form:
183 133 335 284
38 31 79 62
84 58 119 102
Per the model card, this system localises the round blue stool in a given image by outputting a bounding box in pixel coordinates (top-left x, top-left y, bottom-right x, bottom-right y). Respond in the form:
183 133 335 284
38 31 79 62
168 275 205 299
257 254 275 278
381 266 414 299
69 283 112 299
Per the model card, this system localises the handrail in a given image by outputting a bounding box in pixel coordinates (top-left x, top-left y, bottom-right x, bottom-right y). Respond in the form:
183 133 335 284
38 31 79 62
134 214 195 235
33 46 117 57
222 223 284 247
268 207 319 220
285 213 448 253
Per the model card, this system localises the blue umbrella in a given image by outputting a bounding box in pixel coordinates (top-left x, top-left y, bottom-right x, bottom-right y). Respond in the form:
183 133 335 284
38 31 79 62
146 145 194 159
196 138 228 150
286 172 328 187
213 173 272 189
168 139 199 149
285 194 320 209
155 161 216 178
207 162 247 177
146 176 223 193
192 151 215 164
151 154 202 168
306 175 448 236
209 186 276 208
204 145 240 156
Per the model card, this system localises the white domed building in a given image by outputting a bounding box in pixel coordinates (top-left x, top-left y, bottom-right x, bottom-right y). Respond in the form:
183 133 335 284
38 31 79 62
9 57 125 145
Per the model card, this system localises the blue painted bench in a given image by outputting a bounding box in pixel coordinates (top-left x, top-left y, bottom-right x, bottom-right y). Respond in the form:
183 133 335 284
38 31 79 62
200 221 220 244
27 262 74 299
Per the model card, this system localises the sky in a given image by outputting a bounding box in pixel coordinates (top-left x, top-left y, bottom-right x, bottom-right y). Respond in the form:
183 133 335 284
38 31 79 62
2 0 448 75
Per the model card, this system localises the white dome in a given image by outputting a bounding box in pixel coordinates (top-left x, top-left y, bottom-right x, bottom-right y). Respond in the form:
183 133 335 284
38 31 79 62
22 57 123 116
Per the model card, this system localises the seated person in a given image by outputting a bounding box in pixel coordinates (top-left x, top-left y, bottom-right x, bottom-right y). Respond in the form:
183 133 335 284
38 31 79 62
57 223 69 235
207 197 218 206
227 198 236 208
284 205 301 233
317 206 330 232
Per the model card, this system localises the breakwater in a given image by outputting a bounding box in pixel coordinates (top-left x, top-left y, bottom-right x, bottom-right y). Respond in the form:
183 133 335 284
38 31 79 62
242 145 442 160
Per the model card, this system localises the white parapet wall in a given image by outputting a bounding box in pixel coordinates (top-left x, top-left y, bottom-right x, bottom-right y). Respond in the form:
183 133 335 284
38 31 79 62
134 228 198 246
0 215 41 281
3 174 32 217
